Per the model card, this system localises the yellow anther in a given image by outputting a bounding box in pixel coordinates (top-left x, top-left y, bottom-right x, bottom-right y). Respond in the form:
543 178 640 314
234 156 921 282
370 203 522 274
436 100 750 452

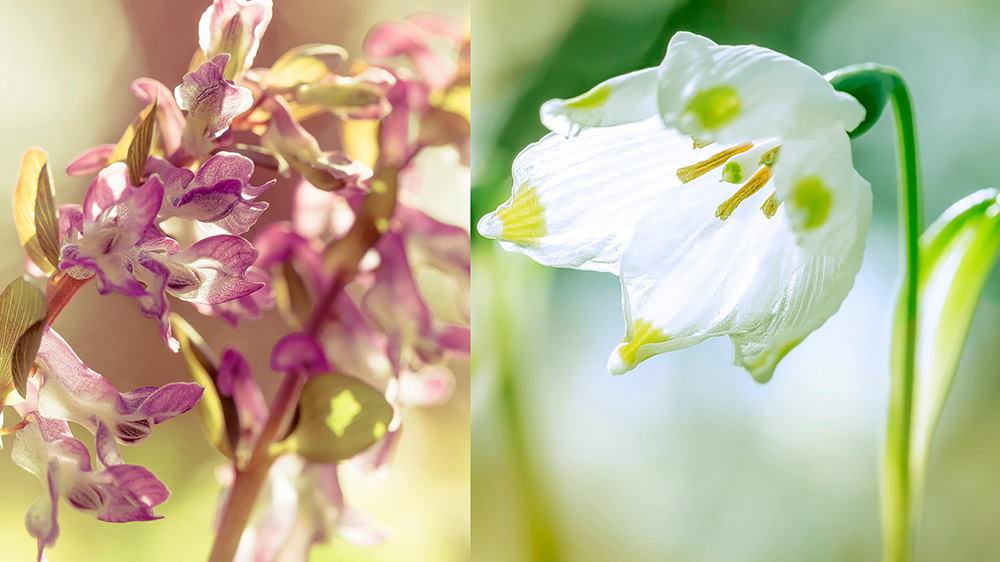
496 183 547 244
676 142 753 183
716 166 772 220
692 138 715 149
759 146 780 168
761 192 779 218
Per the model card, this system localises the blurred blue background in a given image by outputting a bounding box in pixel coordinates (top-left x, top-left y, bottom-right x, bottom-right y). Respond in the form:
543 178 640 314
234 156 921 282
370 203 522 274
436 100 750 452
471 0 1000 560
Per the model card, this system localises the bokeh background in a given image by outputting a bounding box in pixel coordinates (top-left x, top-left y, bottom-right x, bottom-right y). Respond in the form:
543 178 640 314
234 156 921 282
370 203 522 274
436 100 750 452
472 0 1000 560
0 0 469 560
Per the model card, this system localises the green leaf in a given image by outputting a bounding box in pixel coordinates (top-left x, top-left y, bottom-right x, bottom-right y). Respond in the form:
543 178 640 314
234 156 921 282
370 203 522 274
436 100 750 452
171 313 240 459
127 99 157 186
284 373 394 463
14 149 59 274
0 276 48 403
906 189 1000 501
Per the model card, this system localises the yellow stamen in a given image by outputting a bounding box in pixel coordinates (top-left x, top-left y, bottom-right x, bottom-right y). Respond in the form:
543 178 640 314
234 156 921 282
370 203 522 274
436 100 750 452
676 142 753 183
496 183 547 244
716 166 772 220
759 146 780 168
761 192 779 218
618 319 670 367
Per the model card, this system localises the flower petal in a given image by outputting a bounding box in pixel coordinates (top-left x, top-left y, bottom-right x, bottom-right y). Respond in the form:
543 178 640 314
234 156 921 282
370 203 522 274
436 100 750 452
656 31 864 143
540 67 658 137
608 166 871 381
175 54 254 157
198 0 273 79
132 78 186 158
477 117 696 273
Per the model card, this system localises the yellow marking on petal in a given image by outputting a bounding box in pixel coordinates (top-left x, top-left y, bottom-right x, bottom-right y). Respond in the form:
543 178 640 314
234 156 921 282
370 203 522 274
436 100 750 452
716 166 772 220
325 390 362 437
564 84 612 110
791 175 832 229
761 192 779 218
618 320 670 367
676 142 752 183
373 420 387 441
684 85 741 130
497 183 547 244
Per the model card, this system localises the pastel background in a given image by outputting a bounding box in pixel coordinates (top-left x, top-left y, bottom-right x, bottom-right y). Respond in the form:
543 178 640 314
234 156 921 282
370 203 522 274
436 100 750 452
472 0 1000 560
0 1 468 560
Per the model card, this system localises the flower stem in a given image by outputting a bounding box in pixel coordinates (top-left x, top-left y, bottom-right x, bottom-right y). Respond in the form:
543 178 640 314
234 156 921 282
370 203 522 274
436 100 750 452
45 272 91 325
207 165 399 562
882 70 923 562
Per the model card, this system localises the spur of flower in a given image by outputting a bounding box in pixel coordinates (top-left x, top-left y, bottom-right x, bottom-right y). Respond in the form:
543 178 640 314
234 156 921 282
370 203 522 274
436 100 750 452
478 32 871 382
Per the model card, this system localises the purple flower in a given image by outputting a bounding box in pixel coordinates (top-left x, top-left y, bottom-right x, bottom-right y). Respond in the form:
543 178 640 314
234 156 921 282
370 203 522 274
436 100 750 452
199 0 273 80
59 162 164 299
175 54 254 157
132 77 187 160
260 96 370 191
131 232 264 348
33 327 204 444
216 347 267 439
147 151 274 235
193 266 274 326
364 15 466 90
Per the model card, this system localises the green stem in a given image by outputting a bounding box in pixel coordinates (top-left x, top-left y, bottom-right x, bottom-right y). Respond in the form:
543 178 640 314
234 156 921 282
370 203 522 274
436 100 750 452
494 264 560 561
882 70 923 562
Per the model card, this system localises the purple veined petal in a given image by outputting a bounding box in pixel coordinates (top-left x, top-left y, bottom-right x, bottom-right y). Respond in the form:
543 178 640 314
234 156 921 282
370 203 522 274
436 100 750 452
132 78 187 159
175 54 254 158
198 0 273 76
292 180 361 241
94 421 124 468
397 364 455 408
169 235 263 305
131 249 179 351
35 328 128 424
193 266 274 326
132 382 204 424
217 347 267 431
261 96 370 191
101 464 170 513
145 156 196 204
157 151 273 235
65 145 115 177
82 163 164 238
271 333 329 375
57 204 84 243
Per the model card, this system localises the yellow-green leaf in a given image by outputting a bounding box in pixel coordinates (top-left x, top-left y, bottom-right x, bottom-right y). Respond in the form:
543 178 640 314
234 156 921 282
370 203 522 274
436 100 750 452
272 261 313 330
34 163 60 270
14 149 58 274
284 373 393 463
903 189 1000 511
171 313 240 459
127 99 157 186
0 276 48 403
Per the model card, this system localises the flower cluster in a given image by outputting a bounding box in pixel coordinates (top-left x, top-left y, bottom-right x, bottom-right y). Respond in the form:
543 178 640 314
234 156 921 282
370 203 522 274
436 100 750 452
479 32 870 382
3 0 468 560
10 328 201 560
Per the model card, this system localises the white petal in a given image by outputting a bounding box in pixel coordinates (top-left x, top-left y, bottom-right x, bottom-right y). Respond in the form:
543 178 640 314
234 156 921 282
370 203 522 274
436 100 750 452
608 169 870 381
477 117 700 273
656 32 864 143
540 68 658 137
772 127 868 257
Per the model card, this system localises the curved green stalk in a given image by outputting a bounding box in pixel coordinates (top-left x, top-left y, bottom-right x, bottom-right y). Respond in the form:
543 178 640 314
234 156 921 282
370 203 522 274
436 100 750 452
883 71 922 562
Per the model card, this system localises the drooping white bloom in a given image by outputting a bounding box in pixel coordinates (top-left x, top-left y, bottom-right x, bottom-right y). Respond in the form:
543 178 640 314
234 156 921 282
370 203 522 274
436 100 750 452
478 32 871 382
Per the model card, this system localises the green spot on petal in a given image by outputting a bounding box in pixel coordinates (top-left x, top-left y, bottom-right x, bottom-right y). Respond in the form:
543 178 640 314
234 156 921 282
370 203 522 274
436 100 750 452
792 175 833 229
684 85 741 130
722 161 742 183
564 84 612 110
618 320 670 368
326 390 362 436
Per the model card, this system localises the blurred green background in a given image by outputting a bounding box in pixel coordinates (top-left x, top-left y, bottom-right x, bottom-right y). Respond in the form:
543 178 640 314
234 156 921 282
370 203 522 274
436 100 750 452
472 0 1000 560
0 1 468 561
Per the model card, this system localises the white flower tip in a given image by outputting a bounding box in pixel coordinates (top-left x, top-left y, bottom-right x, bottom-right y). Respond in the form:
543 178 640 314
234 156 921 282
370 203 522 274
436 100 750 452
476 212 503 240
540 99 577 138
606 345 633 376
